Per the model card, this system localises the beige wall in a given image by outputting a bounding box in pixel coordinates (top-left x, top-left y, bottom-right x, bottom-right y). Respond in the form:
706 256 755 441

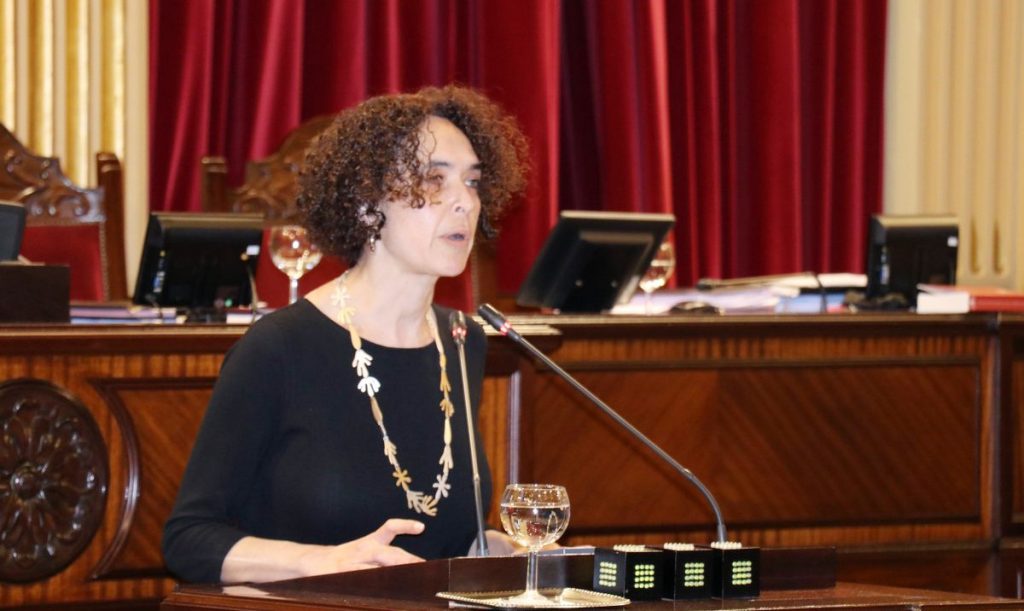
885 0 1024 289
0 0 147 287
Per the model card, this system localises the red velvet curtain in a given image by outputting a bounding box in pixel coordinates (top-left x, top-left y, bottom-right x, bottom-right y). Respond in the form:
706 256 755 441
150 0 886 306
149 0 559 308
560 0 887 284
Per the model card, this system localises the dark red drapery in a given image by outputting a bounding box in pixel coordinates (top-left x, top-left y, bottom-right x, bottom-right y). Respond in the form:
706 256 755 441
559 0 887 284
150 0 886 307
149 0 559 308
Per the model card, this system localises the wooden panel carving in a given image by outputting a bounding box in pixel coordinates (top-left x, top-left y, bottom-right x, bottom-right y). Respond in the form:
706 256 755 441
0 316 1017 603
0 379 108 583
0 329 233 608
479 377 511 526
1012 356 1024 527
89 379 216 579
525 362 980 535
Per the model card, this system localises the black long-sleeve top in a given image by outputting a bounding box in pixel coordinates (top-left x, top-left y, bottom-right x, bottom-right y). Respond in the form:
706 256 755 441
162 300 491 583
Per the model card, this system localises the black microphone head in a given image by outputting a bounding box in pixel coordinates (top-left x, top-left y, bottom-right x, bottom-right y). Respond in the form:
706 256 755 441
449 310 468 345
476 303 508 335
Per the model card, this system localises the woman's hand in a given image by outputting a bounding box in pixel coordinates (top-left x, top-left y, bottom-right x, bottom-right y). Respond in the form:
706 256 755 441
221 519 426 583
301 519 426 574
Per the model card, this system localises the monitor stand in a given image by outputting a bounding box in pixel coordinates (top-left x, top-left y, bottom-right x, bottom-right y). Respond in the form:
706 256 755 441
183 306 229 323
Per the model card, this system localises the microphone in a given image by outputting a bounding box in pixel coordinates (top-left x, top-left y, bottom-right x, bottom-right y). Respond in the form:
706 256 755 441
449 310 489 557
240 252 260 324
477 303 728 543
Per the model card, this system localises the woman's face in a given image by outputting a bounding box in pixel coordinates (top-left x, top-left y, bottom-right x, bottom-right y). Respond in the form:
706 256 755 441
374 116 482 279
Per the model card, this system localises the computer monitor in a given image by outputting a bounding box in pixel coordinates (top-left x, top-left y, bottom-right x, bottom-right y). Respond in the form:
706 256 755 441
516 210 675 312
864 214 959 306
133 212 264 313
0 200 26 261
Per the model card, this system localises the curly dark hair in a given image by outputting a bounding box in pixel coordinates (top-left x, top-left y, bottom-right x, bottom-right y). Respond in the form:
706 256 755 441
297 85 530 265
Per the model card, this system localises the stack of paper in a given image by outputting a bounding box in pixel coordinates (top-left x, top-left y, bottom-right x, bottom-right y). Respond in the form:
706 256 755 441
70 304 178 324
613 273 864 315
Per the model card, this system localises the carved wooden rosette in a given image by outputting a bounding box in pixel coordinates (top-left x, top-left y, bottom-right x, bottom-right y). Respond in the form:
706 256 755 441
0 379 109 583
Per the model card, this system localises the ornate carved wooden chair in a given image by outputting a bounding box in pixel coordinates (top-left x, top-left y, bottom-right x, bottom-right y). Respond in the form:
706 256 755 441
0 123 128 301
200 116 343 307
201 115 335 222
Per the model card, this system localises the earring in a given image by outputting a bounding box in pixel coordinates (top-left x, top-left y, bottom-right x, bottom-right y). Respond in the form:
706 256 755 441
368 235 377 252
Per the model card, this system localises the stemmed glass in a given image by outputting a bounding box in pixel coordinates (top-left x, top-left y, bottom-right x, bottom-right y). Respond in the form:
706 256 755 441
269 225 323 305
638 241 676 314
499 483 571 605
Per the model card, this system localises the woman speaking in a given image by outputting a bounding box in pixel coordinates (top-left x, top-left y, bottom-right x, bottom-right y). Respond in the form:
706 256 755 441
163 85 529 583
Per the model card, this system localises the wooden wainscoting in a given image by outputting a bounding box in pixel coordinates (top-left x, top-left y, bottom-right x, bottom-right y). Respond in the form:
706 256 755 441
1 313 1022 607
504 313 1006 596
0 323 555 609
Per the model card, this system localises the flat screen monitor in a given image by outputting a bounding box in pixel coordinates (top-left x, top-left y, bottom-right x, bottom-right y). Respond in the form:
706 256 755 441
865 214 959 306
133 212 264 310
516 210 675 312
0 200 26 261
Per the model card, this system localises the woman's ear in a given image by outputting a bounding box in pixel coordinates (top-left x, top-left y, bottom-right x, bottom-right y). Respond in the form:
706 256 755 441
357 203 375 227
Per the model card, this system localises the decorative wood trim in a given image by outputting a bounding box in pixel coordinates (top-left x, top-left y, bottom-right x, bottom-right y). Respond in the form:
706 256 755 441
514 312 998 339
87 377 218 581
545 355 984 372
0 378 108 583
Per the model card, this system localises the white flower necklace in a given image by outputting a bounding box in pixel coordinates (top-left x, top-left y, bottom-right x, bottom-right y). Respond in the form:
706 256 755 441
332 271 455 516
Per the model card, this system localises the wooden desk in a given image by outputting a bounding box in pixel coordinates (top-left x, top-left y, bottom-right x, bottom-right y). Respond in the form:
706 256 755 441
0 322 554 609
162 583 1022 611
2 314 1023 608
159 554 1021 610
507 313 1002 595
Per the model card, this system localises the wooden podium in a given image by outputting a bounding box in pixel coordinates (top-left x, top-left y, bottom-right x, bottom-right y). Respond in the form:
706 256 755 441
161 551 1021 610
6 315 1024 608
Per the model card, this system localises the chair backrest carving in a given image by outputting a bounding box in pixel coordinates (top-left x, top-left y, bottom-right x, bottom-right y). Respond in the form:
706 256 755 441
0 123 128 301
201 115 334 222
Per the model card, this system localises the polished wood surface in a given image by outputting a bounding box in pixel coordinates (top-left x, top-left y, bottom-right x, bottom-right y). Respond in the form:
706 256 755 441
159 555 1020 611
508 314 1004 594
162 583 1022 611
999 316 1024 596
0 323 553 609
517 314 990 535
0 326 233 608
2 313 1024 608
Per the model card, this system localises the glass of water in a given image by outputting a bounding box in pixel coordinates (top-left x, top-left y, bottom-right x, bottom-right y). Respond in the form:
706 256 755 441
639 241 676 314
269 225 322 304
499 483 571 605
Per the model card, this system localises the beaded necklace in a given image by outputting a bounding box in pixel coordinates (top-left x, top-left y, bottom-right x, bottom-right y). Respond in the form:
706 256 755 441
332 271 455 516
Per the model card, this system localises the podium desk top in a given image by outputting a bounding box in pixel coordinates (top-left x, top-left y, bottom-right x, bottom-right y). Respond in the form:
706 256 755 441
160 553 1022 610
163 581 1021 611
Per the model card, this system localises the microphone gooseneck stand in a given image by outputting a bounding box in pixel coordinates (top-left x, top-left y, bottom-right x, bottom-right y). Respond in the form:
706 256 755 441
449 311 489 557
477 303 728 544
